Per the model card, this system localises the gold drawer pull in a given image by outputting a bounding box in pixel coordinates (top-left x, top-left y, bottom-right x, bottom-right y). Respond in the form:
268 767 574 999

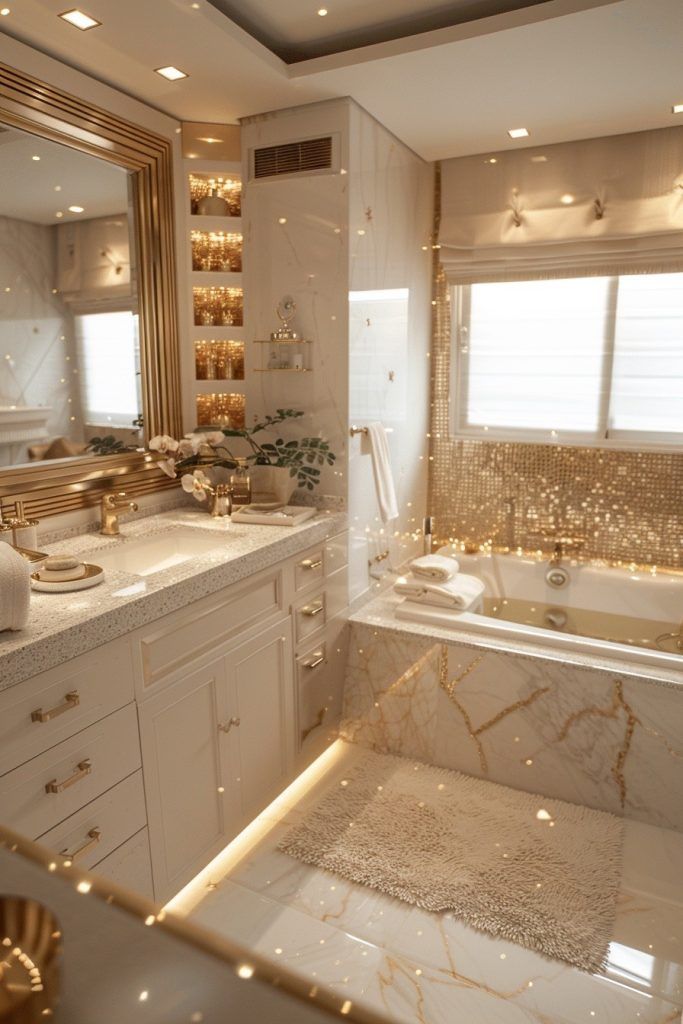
301 706 327 743
31 691 80 723
45 759 92 794
301 601 324 617
300 558 322 571
303 652 325 670
218 716 240 734
61 827 101 864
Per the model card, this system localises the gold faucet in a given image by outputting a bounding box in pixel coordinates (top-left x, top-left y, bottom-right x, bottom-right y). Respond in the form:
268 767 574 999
100 491 138 536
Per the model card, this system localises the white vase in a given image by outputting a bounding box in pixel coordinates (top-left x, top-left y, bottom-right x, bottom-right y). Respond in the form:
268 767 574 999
254 465 296 505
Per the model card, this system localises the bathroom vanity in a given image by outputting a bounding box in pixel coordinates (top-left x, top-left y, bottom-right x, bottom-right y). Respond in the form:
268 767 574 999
0 510 348 903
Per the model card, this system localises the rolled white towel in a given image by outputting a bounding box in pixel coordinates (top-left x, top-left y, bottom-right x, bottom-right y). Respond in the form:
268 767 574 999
394 572 484 610
409 553 460 582
0 544 31 631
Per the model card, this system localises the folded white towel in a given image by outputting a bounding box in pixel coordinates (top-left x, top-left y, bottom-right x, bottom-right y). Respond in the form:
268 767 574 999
394 572 484 610
409 553 460 582
0 544 30 631
366 422 398 524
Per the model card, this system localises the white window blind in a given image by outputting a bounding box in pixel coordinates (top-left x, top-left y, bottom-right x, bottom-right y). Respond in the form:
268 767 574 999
76 310 141 428
453 272 683 446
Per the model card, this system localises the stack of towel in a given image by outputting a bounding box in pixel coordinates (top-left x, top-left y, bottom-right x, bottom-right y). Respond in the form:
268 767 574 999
0 544 30 632
394 553 484 611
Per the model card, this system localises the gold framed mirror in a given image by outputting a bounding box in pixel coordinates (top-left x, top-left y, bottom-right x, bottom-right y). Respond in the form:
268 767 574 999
0 61 181 519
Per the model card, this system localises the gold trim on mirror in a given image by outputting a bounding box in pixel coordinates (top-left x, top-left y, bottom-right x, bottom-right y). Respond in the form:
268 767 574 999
0 62 181 518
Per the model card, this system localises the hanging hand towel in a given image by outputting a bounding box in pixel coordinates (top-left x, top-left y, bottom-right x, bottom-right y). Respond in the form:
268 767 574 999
367 422 398 524
0 544 31 631
409 553 460 582
394 572 484 610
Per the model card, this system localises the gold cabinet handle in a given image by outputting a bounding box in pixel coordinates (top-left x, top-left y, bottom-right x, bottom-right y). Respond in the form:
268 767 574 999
301 706 327 743
45 759 92 794
302 652 325 670
300 558 322 570
31 691 80 723
218 716 240 734
60 827 101 864
301 601 324 617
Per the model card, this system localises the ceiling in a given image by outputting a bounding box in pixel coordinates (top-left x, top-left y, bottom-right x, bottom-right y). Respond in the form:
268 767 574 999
0 0 682 161
205 0 552 63
0 128 128 225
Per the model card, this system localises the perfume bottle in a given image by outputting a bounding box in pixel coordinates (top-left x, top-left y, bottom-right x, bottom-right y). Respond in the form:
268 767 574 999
229 459 252 506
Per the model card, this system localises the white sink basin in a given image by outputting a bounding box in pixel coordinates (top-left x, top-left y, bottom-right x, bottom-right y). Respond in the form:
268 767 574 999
91 527 226 577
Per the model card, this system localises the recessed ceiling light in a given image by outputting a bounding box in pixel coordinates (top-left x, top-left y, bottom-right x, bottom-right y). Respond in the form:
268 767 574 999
31 155 40 162
673 103 683 114
508 127 529 139
68 205 84 213
318 7 328 15
0 8 10 16
484 157 497 164
155 66 188 81
531 155 547 163
560 193 575 205
197 137 222 144
54 185 62 192
59 9 101 30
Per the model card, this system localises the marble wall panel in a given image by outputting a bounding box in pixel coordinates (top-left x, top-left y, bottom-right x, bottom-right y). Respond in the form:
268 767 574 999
342 622 683 831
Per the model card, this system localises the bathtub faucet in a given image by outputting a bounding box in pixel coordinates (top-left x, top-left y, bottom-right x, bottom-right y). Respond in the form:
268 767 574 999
546 536 584 588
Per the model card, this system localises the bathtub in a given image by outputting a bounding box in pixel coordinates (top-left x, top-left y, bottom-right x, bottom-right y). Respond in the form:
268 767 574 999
394 547 683 673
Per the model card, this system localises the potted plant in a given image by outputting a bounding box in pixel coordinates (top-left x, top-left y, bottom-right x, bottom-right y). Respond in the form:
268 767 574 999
149 408 336 507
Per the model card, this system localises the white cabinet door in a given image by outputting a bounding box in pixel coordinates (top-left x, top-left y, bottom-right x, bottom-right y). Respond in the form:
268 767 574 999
138 658 239 901
223 620 295 828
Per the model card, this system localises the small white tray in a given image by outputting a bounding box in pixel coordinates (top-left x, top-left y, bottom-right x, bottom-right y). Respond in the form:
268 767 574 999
31 563 105 593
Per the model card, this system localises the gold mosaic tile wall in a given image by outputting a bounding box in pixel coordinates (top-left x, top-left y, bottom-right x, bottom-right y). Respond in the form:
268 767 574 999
428 174 683 569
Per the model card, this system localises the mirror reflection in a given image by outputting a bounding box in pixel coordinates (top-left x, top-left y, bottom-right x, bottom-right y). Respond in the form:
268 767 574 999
0 126 142 467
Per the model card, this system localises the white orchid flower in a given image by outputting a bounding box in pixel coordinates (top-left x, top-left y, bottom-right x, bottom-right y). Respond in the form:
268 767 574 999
157 458 178 479
181 469 211 502
149 434 179 454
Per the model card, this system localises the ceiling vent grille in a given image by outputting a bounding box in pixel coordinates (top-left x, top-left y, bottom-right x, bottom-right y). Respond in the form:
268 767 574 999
253 136 333 179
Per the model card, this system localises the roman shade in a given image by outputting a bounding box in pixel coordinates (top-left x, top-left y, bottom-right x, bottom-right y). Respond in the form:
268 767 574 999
439 126 683 283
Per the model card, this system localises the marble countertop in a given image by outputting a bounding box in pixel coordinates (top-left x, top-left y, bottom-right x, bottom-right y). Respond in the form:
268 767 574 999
0 508 345 691
351 590 683 689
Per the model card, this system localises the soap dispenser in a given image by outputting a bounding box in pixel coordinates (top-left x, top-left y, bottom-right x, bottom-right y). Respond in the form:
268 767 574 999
11 501 39 550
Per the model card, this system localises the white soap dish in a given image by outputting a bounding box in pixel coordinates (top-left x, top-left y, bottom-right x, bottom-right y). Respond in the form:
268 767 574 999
31 564 105 593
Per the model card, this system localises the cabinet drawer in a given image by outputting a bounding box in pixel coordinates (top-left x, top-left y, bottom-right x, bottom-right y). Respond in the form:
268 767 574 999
324 532 348 576
0 703 141 840
294 547 324 592
294 590 327 645
296 619 348 762
93 828 153 900
37 770 146 871
0 639 134 777
137 567 284 689
296 641 330 749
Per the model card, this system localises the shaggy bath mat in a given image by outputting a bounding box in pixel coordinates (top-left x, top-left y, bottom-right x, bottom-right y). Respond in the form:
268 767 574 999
278 748 624 973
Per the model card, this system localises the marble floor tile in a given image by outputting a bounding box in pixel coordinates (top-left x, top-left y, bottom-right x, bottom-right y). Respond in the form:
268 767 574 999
184 743 683 1024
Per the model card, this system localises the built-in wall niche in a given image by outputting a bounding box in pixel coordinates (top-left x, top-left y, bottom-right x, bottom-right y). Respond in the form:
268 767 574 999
188 173 241 217
196 392 245 429
193 286 243 327
191 230 242 273
194 340 244 380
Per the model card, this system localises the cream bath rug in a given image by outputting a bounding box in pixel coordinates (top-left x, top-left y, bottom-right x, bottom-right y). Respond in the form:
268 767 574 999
278 748 624 973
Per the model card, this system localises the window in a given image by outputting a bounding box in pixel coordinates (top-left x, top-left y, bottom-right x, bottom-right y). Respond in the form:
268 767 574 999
452 272 683 446
75 309 141 428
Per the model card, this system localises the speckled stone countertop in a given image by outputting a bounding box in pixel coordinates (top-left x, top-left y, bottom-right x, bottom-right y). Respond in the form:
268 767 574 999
351 590 683 689
0 508 345 692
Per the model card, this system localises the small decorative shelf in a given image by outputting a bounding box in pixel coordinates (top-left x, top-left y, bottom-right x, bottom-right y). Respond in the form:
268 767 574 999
253 320 313 372
195 339 244 380
196 392 245 428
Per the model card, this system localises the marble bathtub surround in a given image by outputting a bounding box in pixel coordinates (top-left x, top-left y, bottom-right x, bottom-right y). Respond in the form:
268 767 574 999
342 609 683 832
187 741 683 1024
0 508 345 690
279 747 623 973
